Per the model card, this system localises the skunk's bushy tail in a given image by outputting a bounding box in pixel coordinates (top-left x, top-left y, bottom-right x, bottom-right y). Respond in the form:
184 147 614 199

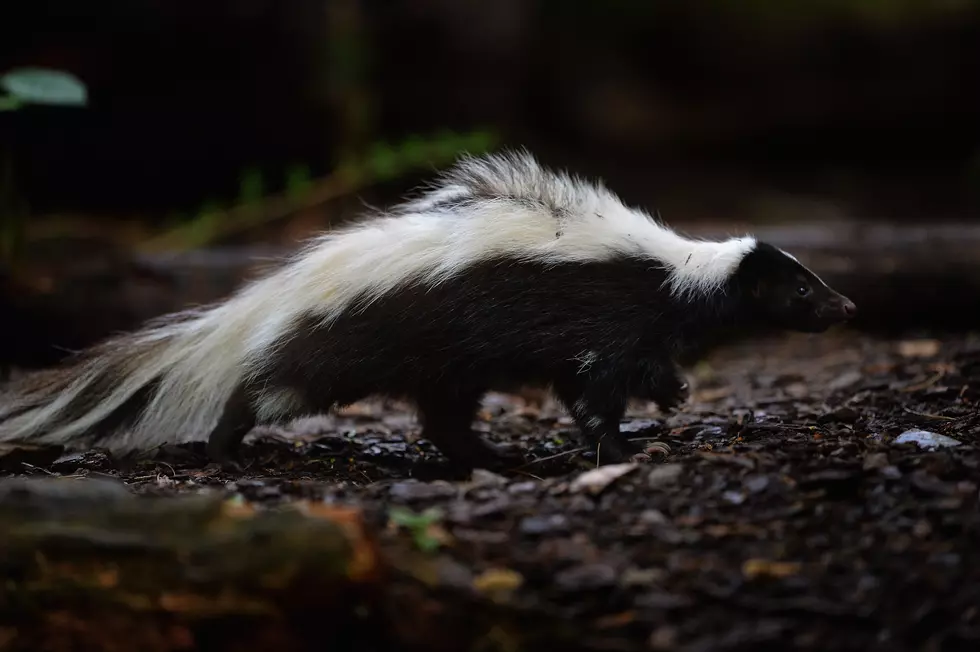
0 301 250 453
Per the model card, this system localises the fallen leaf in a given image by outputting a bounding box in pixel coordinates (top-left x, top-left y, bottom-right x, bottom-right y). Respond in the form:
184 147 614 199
742 558 802 579
894 430 962 450
570 463 639 494
473 568 524 601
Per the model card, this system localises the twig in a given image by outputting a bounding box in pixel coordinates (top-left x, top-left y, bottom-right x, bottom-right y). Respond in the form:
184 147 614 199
899 371 946 393
511 447 587 469
20 463 54 475
511 469 545 481
901 406 958 421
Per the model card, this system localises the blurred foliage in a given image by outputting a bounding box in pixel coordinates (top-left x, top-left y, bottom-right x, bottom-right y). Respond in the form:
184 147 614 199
1 68 88 266
388 506 446 553
141 128 498 253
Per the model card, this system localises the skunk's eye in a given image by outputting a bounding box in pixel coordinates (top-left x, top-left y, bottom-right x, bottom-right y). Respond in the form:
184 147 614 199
796 284 810 297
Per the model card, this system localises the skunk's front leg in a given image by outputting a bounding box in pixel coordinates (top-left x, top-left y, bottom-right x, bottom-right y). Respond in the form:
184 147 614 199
554 372 639 465
638 358 689 412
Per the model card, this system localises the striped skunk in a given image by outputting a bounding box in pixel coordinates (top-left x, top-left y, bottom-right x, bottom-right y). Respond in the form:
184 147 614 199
0 151 856 469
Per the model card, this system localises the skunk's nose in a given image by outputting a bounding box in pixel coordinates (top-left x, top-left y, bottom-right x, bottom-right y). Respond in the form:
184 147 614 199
841 298 857 318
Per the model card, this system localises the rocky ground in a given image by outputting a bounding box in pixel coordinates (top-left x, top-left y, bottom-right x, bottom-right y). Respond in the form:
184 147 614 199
2 329 979 651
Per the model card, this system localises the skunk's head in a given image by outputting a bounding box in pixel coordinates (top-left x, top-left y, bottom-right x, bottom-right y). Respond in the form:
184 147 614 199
734 242 856 333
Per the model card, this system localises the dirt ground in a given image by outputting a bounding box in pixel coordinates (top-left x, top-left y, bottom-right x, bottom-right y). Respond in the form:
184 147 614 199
3 328 980 651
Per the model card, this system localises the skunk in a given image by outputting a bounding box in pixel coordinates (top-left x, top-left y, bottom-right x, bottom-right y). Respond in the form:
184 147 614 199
0 151 856 469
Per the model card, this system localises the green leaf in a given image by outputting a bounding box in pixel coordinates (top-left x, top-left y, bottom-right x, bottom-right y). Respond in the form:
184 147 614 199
388 506 445 553
1 68 88 106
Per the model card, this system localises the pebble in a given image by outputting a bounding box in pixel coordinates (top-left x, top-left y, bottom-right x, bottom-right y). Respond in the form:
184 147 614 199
554 563 618 591
863 452 889 470
722 490 746 505
647 463 684 488
519 514 569 535
743 474 771 494
389 480 457 502
638 509 669 525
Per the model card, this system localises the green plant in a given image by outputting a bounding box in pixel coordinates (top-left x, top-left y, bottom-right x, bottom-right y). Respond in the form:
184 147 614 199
388 506 445 553
143 127 499 253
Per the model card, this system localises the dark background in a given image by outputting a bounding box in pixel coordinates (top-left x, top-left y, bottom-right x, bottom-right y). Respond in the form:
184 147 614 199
2 0 980 366
3 0 979 218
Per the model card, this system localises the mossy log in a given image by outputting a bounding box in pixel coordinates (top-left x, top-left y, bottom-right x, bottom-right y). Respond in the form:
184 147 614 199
0 476 601 652
0 476 383 652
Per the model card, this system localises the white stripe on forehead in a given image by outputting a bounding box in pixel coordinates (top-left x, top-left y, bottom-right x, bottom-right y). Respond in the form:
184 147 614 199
777 247 830 288
777 247 800 264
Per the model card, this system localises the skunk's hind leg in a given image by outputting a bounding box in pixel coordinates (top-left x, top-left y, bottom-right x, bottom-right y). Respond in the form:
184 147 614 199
415 388 525 471
206 383 257 471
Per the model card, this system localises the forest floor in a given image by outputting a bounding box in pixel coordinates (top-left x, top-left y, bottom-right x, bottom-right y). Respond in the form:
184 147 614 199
3 328 980 651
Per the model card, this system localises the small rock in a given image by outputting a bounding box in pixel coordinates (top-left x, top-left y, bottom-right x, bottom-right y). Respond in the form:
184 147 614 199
881 465 902 480
508 481 538 494
894 430 961 450
722 490 745 505
862 452 889 470
570 463 638 495
647 463 684 488
389 480 456 502
638 509 669 525
519 514 569 535
554 563 617 591
828 370 862 392
469 469 508 487
744 474 770 494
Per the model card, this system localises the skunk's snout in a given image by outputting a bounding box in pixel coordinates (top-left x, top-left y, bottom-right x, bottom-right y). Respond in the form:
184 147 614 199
821 294 857 321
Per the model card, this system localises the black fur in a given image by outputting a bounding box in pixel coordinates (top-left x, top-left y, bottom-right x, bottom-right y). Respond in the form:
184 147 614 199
206 244 854 469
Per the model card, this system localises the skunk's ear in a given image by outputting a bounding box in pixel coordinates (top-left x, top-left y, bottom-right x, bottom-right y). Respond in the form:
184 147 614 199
750 279 767 299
